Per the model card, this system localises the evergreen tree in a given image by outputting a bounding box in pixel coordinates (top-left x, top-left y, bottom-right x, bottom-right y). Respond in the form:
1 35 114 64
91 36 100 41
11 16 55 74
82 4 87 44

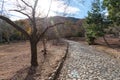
103 0 120 26
85 0 109 45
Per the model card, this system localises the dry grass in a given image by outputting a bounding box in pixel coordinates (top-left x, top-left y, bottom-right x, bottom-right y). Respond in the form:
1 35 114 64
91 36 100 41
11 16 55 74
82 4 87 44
0 41 66 80
94 37 120 59
94 45 120 59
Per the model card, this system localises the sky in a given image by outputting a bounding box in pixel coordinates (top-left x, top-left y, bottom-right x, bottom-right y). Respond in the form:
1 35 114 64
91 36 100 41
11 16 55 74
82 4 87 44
0 0 93 20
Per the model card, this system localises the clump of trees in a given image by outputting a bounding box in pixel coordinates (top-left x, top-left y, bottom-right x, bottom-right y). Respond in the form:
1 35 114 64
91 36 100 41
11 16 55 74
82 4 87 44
103 0 120 26
0 20 30 43
0 20 11 43
84 0 111 45
103 0 120 37
64 19 85 38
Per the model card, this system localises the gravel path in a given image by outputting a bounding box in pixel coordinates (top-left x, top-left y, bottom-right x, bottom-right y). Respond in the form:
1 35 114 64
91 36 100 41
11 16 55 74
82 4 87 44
58 40 120 80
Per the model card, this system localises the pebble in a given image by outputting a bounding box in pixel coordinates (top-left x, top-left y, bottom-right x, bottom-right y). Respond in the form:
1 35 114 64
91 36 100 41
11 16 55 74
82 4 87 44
58 40 120 80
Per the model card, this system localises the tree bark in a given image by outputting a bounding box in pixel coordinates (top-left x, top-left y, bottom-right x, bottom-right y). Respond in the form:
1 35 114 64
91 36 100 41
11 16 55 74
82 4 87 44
42 38 47 55
30 41 38 67
88 37 96 45
103 36 111 47
0 33 2 43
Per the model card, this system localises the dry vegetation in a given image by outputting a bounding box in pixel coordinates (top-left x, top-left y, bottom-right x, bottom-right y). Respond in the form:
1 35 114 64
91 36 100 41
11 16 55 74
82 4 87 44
0 40 66 80
94 36 120 59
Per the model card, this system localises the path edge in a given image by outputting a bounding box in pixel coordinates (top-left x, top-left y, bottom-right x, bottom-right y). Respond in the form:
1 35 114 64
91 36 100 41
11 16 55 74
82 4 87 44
48 41 69 80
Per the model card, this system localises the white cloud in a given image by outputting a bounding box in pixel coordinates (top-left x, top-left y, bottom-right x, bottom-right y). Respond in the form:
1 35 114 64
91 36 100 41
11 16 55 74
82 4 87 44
49 0 80 16
1 0 80 20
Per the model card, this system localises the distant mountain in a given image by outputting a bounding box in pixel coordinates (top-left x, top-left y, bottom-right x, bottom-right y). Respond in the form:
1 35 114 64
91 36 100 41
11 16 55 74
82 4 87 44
15 16 85 39
47 16 80 23
66 17 80 22
39 16 85 39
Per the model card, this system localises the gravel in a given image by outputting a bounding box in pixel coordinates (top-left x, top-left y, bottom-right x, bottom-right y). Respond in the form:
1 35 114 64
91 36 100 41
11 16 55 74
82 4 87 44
58 40 120 80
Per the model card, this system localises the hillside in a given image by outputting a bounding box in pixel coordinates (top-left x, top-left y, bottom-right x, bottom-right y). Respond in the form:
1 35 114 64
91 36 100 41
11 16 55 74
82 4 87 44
38 16 85 39
0 16 85 43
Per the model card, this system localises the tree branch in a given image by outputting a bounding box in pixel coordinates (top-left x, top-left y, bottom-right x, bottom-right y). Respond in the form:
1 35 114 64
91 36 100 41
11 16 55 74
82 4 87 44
10 10 33 22
21 0 33 9
33 0 39 10
45 0 52 18
0 15 30 39
31 0 39 35
1 0 4 15
37 22 64 42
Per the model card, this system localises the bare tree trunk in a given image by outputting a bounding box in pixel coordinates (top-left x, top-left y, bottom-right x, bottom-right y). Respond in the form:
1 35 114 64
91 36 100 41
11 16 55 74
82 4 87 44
6 33 10 44
0 33 2 43
103 36 111 47
6 36 10 44
30 41 38 67
42 38 47 55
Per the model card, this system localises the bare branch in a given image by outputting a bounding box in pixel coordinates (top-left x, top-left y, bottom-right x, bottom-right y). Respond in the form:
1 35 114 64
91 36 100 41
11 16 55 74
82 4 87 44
32 0 39 17
21 0 33 9
10 10 33 22
16 0 23 8
45 0 52 18
1 0 4 15
33 0 39 10
37 22 65 42
30 0 39 35
0 15 30 39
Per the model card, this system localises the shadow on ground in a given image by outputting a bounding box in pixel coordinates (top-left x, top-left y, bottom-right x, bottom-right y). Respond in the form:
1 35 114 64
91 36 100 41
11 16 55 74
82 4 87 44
10 66 39 80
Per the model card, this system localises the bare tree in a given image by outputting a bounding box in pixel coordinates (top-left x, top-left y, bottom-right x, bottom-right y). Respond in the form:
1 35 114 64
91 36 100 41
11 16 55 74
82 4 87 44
0 0 64 67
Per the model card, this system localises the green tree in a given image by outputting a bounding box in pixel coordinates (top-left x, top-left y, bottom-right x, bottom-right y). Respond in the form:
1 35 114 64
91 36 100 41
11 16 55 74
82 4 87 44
103 0 120 26
85 0 109 45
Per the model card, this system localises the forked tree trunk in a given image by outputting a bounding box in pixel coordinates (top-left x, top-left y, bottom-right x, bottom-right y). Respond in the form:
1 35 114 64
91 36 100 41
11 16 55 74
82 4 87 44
30 41 38 67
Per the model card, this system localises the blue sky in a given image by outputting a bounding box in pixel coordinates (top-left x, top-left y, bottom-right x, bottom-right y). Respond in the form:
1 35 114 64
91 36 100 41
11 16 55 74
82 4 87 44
0 0 93 20
66 0 93 18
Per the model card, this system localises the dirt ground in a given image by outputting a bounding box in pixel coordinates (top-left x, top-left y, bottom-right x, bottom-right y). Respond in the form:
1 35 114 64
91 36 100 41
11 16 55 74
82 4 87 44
0 40 66 80
68 36 120 59
94 36 120 59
